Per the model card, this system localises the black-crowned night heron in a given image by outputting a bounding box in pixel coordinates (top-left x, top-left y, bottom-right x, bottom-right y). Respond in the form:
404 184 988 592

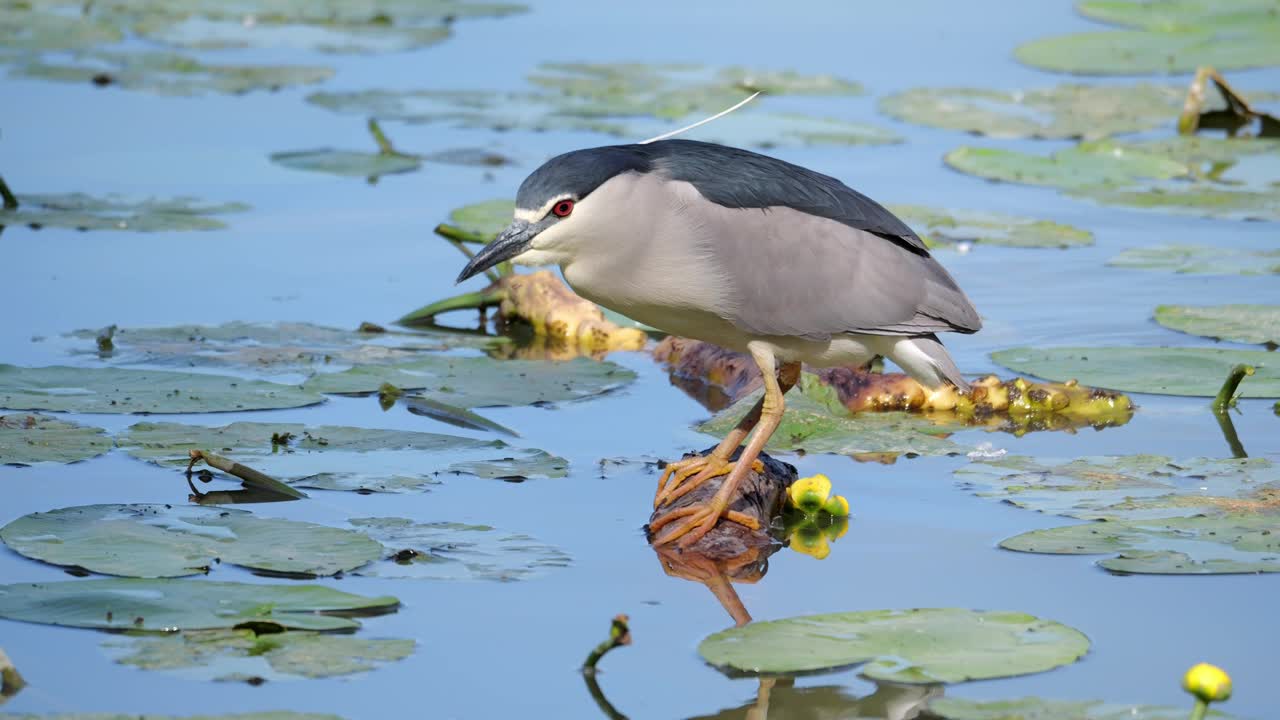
457 139 981 547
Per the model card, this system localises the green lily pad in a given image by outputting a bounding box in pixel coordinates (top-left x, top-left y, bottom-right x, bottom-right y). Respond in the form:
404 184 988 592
305 63 895 148
1072 185 1280 221
1155 304 1280 345
350 517 571 581
879 84 1183 140
1015 1 1280 75
928 696 1233 720
269 150 421 179
0 504 383 578
944 142 1189 189
1001 513 1280 574
0 365 323 414
14 51 333 96
446 449 567 480
105 628 414 681
0 414 111 465
1109 244 1280 275
0 715 341 720
697 608 1089 681
118 421 566 494
0 579 398 632
699 389 963 457
0 193 248 232
887 204 1093 249
955 455 1280 520
67 321 478 376
302 355 635 407
448 198 514 239
0 7 123 51
991 346 1280 397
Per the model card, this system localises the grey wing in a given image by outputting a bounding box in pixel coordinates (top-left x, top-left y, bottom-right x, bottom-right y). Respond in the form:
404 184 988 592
708 206 981 340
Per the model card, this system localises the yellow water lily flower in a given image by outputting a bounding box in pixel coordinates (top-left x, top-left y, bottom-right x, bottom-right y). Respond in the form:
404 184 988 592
788 474 832 512
1183 662 1232 703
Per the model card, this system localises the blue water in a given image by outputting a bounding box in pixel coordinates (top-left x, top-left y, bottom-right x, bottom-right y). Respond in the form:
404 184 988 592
3 1 1279 718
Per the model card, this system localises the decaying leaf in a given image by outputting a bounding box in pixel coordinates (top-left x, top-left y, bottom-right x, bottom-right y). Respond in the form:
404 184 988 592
0 647 24 703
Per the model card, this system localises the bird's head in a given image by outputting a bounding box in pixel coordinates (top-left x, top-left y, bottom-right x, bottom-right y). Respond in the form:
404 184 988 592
456 144 654 283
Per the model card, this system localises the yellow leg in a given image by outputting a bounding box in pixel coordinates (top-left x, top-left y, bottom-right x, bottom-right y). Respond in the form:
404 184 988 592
651 347 799 547
653 358 799 509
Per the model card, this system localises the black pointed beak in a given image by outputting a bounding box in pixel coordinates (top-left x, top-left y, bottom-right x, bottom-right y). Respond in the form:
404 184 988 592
455 220 536 283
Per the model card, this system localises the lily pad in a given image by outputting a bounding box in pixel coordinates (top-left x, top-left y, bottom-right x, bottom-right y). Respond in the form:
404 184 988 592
0 7 122 52
879 84 1183 140
67 321 475 376
0 579 398 632
887 204 1094 249
106 628 414 681
305 63 896 148
928 696 1232 720
0 414 111 465
944 142 1189 189
0 715 340 720
699 389 964 457
448 198 514 239
118 421 566 494
991 346 1280 397
0 504 383 578
697 608 1089 681
269 149 421 179
1015 1 1280 75
0 365 323 414
350 517 571 581
1109 244 1280 275
14 51 333 96
955 455 1280 520
1155 304 1280 345
302 355 635 407
0 193 248 232
1000 513 1280 574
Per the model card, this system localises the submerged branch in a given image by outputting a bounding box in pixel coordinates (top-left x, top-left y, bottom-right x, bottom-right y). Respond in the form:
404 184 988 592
582 614 631 674
1213 364 1254 413
186 449 306 500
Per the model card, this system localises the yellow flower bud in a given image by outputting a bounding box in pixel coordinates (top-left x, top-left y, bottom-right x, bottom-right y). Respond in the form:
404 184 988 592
1183 662 1232 703
822 494 850 518
788 474 832 513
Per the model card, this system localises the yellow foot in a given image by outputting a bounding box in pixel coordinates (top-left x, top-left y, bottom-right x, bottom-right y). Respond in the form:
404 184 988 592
654 455 764 509
649 501 761 547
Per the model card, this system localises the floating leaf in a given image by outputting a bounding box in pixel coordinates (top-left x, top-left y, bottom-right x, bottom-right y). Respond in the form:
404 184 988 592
448 198 514 239
0 579 398 631
0 715 340 720
66 321 479 376
887 204 1093 249
698 608 1089 681
1015 1 1280 75
690 683 943 720
1155 304 1280 346
699 390 964 457
0 414 111 465
0 7 122 51
269 149 421 179
302 355 635 407
105 628 414 681
928 696 1233 720
991 346 1280 397
0 193 248 232
879 84 1183 140
944 142 1189 189
1001 513 1280 575
0 504 382 578
350 517 571 581
0 365 323 414
118 421 566 494
14 50 333 96
955 455 1280 520
1109 244 1280 275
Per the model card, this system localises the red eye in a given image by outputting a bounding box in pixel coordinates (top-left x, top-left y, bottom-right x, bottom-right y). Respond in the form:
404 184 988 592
552 199 574 218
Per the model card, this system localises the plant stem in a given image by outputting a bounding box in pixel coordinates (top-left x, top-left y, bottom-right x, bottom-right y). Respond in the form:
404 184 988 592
186 449 306 499
0 175 18 210
1213 405 1248 459
435 223 493 245
583 672 628 720
367 118 397 156
1189 699 1209 720
582 614 631 674
1213 364 1254 412
397 287 506 326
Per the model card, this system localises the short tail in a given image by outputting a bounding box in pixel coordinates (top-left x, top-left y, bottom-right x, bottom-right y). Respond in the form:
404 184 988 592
884 333 969 392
